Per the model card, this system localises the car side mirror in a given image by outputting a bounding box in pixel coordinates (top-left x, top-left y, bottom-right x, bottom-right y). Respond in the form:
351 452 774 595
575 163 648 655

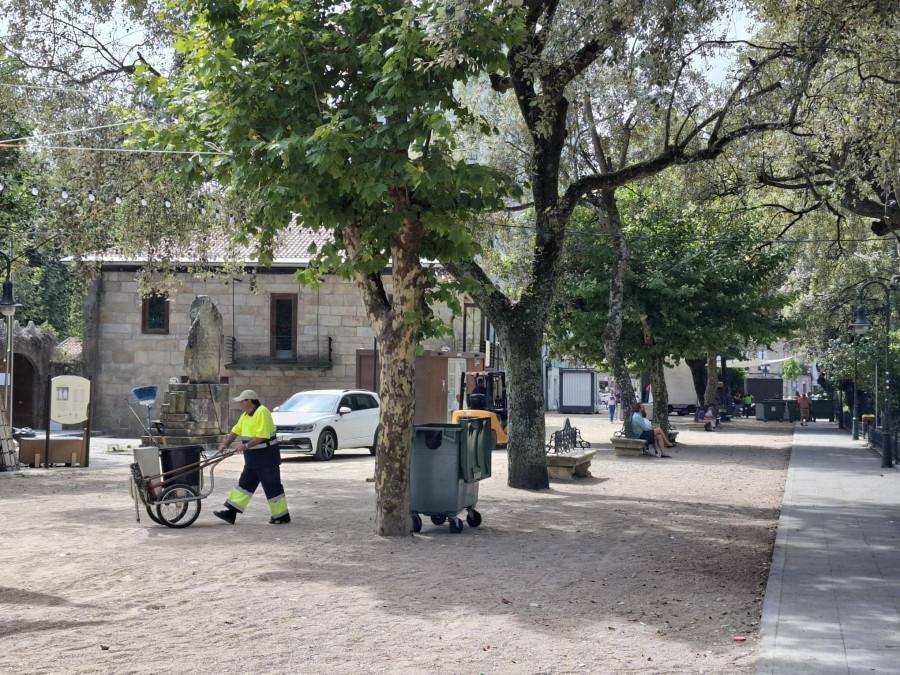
339 406 352 415
273 406 280 412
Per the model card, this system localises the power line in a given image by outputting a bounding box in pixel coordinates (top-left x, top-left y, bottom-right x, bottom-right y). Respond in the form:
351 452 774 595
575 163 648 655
0 143 226 155
0 120 149 144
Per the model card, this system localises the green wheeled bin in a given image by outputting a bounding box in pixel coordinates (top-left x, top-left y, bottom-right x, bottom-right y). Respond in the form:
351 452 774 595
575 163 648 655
762 399 786 421
784 399 800 422
810 399 835 422
410 417 491 534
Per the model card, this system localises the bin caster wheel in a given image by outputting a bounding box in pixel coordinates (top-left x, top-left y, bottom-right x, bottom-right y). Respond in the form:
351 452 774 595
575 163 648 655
448 517 463 534
412 514 422 533
430 515 447 526
466 509 482 528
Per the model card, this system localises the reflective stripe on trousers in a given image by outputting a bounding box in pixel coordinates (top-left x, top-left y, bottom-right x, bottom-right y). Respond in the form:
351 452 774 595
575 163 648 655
225 486 253 512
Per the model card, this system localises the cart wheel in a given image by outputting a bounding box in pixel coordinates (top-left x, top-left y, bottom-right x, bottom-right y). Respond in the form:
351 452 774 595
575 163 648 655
430 515 447 526
145 505 164 525
448 517 463 534
155 484 201 529
466 509 482 528
412 514 422 533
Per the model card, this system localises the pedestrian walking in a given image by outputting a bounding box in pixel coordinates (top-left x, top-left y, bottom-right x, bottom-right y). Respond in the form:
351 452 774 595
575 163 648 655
214 389 291 525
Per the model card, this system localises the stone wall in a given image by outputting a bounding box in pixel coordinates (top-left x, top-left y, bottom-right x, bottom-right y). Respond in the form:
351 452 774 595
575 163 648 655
83 269 463 436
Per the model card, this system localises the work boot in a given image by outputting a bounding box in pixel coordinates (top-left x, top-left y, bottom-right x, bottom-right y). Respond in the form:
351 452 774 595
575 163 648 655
268 514 291 525
214 508 237 525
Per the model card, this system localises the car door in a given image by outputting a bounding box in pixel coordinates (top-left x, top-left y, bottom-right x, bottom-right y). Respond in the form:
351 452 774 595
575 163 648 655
334 394 360 448
353 393 380 445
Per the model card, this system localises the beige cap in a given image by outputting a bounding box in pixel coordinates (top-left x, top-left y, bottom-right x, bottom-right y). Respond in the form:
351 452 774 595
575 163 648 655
233 389 259 402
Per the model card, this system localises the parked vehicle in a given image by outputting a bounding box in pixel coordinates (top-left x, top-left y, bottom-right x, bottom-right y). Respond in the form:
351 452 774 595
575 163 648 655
451 371 508 449
663 362 701 416
272 389 380 460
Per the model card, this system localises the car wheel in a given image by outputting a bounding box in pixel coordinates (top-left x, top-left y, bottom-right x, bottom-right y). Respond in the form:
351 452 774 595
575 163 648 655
368 425 382 456
315 430 337 461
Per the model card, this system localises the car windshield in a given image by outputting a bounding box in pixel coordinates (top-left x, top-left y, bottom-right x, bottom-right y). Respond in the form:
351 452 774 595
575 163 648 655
278 392 340 413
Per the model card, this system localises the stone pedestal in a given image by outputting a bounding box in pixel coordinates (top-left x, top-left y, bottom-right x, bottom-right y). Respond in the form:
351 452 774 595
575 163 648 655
142 383 229 450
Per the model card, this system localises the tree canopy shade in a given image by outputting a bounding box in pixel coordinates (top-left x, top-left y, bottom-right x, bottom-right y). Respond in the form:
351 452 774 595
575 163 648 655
133 0 517 535
546 190 797 430
440 0 834 486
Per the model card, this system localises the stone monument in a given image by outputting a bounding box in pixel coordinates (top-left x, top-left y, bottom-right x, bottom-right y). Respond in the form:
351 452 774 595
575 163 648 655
148 296 229 450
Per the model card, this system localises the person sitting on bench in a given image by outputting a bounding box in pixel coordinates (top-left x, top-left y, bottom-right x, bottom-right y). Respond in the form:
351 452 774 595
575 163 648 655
703 405 719 431
631 403 675 457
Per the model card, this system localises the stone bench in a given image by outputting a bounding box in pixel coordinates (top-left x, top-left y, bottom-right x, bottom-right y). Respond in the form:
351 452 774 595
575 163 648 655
611 437 650 457
546 450 596 479
611 429 678 457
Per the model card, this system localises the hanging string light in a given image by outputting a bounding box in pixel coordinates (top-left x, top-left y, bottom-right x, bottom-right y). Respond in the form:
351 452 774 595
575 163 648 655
0 175 244 226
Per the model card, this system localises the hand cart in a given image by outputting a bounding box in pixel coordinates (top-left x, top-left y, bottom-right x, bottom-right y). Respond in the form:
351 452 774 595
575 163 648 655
129 446 236 529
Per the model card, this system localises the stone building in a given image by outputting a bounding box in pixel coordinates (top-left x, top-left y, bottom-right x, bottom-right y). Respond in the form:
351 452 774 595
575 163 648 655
0 321 60 430
79 230 492 436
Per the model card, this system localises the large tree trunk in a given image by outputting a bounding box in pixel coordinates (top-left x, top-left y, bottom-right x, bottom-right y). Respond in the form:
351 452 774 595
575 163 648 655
595 190 637 428
648 353 671 434
704 352 718 406
500 315 549 490
344 215 427 536
640 318 671 434
686 358 707 409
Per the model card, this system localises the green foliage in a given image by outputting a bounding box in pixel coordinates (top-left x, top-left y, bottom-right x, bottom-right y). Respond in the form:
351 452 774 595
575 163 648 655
133 0 518 336
547 188 799 369
782 357 802 382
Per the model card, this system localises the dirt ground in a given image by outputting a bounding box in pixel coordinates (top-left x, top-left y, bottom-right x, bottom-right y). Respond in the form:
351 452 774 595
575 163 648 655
0 412 793 674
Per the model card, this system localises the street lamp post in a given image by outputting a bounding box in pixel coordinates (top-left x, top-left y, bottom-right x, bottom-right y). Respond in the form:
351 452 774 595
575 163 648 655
850 278 898 468
0 251 21 474
852 333 859 440
0 251 21 430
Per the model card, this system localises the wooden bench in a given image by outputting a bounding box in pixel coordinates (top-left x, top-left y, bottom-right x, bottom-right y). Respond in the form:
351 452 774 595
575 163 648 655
546 450 596 479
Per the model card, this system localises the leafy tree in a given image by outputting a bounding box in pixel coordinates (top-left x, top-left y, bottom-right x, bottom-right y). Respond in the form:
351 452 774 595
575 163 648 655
782 357 802 383
548 189 796 431
440 0 835 487
133 0 515 535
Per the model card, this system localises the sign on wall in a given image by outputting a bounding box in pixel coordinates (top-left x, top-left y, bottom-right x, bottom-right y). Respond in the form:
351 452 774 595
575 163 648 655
50 375 91 424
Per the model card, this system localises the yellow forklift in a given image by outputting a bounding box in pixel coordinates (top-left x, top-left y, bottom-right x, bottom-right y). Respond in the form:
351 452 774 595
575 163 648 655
451 371 509 449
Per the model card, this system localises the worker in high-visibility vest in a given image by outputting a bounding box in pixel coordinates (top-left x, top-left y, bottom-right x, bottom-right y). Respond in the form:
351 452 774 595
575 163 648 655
214 389 290 525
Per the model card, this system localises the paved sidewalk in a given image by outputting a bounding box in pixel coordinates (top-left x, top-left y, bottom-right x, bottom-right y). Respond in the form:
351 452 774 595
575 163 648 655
758 422 900 674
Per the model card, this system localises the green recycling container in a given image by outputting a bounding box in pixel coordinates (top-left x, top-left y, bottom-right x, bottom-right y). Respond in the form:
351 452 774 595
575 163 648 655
763 399 786 421
810 399 835 421
410 418 490 517
784 399 800 421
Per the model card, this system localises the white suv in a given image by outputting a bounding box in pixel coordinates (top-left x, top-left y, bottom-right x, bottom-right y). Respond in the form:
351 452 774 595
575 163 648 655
272 389 380 461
